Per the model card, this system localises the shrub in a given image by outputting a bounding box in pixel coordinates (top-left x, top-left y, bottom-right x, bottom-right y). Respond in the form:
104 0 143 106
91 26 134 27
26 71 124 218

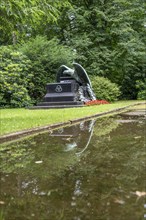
0 37 76 107
0 47 32 108
91 76 121 102
136 79 146 100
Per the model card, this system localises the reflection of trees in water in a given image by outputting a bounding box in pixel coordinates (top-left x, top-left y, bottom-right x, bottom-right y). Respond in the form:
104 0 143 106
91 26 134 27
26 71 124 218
0 116 145 220
47 118 145 220
66 118 145 220
0 117 120 188
0 138 35 173
93 117 119 138
0 117 118 176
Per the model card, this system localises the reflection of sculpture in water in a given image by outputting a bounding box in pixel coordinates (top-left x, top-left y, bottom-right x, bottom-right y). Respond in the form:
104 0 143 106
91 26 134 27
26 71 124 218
50 119 96 155
57 63 96 102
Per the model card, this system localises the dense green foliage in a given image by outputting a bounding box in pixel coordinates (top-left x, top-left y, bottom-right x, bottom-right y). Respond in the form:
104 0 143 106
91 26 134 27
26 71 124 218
18 36 75 103
0 0 146 107
91 76 121 101
0 0 71 44
54 0 146 99
136 79 146 100
0 47 32 107
0 37 75 107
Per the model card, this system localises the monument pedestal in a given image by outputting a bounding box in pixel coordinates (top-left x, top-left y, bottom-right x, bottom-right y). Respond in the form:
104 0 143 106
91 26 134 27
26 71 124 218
32 77 84 109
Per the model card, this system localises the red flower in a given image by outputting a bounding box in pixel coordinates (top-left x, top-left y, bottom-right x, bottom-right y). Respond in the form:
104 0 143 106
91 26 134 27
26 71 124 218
85 100 109 106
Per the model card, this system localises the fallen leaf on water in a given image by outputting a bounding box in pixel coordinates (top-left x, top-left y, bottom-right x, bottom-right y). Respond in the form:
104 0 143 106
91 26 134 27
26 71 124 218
134 136 141 139
35 161 43 164
135 191 146 197
114 198 125 205
0 201 5 205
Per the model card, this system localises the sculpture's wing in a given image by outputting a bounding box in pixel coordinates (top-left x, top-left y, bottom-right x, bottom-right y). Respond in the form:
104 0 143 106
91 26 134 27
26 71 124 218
56 65 72 82
73 63 92 87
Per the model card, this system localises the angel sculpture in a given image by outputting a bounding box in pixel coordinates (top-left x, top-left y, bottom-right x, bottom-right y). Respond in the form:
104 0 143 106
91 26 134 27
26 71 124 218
56 63 96 102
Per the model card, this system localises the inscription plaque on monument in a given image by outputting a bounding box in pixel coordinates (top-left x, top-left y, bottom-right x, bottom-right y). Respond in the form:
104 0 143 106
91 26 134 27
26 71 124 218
35 63 96 109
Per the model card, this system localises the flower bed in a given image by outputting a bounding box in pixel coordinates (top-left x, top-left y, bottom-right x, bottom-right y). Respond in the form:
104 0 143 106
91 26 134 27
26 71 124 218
85 100 109 106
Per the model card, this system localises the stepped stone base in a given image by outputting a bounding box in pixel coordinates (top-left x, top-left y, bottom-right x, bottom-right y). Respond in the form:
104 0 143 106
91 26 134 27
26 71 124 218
29 103 84 109
30 101 84 109
37 101 83 106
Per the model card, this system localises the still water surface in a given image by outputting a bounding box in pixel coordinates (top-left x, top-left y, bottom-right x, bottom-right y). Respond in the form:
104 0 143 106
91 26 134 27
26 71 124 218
0 112 145 220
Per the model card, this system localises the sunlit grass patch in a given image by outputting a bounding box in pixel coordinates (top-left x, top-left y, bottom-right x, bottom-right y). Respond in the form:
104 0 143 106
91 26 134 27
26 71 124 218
0 100 144 136
128 103 146 110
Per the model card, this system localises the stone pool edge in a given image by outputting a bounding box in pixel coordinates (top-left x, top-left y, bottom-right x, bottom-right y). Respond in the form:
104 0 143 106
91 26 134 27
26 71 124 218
0 102 145 143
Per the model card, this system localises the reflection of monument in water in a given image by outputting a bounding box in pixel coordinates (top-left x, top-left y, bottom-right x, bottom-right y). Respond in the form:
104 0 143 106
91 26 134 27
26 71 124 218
49 119 96 155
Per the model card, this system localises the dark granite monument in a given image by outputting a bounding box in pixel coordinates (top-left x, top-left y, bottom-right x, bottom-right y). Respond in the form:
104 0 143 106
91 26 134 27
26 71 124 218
35 63 96 109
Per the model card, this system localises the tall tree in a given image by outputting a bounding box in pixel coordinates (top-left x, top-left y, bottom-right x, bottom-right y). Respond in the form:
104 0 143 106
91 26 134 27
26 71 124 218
51 0 146 99
0 0 70 44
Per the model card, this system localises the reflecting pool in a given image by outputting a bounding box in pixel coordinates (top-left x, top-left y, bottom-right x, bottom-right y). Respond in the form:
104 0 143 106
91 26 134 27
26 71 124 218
0 112 146 220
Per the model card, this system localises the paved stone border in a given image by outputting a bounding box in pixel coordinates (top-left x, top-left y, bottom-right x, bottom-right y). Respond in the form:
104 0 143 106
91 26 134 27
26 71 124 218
0 102 145 143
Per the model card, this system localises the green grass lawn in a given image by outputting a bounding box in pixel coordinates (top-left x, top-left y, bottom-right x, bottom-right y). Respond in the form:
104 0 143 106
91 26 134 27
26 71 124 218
0 100 145 136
